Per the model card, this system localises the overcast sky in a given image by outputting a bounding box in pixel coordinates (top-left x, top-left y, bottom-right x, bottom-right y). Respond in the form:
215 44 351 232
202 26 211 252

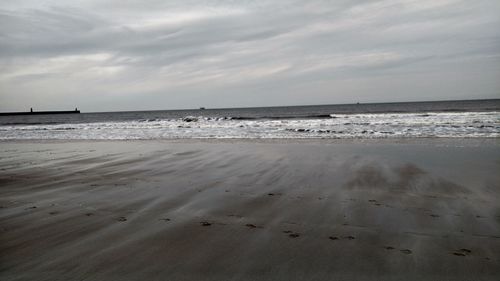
0 0 499 112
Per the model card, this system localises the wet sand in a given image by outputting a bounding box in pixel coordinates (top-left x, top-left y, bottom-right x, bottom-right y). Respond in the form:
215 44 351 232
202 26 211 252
1 139 499 280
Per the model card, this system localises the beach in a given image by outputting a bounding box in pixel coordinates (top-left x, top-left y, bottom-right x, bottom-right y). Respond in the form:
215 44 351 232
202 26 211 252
1 139 499 280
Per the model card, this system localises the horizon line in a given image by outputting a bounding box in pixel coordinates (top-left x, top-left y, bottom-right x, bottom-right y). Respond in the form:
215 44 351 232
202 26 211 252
79 97 500 114
1 97 499 114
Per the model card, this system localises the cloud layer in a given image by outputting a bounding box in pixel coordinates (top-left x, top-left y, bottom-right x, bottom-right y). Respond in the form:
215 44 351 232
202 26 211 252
1 0 499 111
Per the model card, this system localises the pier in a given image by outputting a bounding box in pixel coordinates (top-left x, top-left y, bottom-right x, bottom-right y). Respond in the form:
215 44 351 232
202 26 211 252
0 108 80 116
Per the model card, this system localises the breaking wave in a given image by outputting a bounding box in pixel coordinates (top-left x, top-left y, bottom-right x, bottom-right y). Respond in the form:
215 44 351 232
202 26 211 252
0 111 498 140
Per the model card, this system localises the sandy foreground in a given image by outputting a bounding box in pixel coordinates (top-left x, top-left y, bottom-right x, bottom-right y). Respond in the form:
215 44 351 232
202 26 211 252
0 139 499 281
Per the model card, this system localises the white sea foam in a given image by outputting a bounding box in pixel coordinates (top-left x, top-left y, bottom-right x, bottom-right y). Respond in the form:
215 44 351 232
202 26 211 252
0 111 498 140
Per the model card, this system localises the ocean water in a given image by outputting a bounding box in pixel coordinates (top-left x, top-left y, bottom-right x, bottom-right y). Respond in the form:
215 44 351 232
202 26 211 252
0 99 499 140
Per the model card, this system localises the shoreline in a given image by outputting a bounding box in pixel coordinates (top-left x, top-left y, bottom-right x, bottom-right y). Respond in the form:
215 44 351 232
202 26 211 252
1 137 499 144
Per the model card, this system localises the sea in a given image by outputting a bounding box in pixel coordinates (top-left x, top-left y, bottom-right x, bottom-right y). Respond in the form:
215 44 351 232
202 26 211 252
0 99 499 140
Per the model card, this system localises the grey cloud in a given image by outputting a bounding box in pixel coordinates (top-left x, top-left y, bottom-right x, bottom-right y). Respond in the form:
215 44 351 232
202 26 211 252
0 0 499 111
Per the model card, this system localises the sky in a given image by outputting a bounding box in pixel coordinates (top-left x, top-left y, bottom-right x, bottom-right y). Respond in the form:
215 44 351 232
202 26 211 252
0 0 499 112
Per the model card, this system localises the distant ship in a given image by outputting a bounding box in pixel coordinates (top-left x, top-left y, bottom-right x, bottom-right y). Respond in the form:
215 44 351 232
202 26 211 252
199 107 206 110
0 108 81 116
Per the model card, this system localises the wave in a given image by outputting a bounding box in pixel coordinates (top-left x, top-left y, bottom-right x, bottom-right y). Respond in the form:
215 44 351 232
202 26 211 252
0 121 64 126
230 114 334 120
0 111 498 140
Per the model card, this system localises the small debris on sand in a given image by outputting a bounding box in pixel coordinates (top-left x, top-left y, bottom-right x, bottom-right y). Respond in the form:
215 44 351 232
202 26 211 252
452 249 472 256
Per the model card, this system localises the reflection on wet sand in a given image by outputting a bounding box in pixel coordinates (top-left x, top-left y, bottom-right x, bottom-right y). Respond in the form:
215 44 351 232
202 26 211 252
0 140 499 281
